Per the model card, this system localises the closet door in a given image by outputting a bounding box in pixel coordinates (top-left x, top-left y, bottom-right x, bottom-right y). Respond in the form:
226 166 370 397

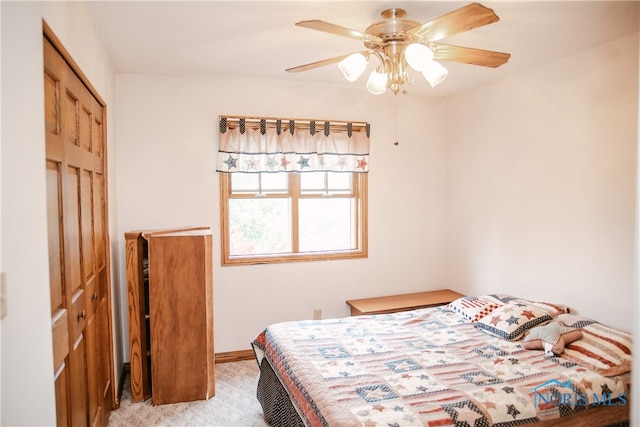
44 30 115 427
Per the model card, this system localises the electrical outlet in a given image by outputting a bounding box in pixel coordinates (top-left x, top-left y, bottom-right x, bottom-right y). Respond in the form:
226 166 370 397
313 308 322 320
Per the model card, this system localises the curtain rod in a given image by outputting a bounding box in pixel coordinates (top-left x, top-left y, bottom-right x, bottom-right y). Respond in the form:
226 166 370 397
220 115 368 127
219 116 370 136
219 117 369 132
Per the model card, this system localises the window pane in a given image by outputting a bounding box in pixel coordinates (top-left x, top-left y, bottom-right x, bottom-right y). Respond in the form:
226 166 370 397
221 170 367 265
261 172 288 193
328 173 352 192
228 198 291 255
231 173 259 193
300 172 325 192
298 198 355 252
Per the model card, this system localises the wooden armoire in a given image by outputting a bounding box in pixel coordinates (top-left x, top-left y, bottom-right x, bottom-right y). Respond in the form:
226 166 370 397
125 227 215 406
44 24 116 426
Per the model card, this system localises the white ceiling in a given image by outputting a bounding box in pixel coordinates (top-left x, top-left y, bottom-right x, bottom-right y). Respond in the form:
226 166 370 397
86 1 639 96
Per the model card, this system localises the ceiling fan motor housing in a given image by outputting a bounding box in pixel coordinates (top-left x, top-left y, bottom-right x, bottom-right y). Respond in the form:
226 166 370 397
364 9 421 49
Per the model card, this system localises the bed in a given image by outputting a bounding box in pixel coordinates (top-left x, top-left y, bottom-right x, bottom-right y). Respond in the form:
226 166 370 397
251 294 632 426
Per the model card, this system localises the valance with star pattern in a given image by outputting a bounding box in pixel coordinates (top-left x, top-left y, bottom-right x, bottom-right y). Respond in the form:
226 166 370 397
216 116 370 173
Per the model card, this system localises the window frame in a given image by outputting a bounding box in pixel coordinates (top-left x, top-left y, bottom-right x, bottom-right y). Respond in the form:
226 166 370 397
220 172 368 265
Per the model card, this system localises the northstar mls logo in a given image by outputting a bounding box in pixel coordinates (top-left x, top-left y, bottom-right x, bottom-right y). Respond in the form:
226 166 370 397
531 379 627 408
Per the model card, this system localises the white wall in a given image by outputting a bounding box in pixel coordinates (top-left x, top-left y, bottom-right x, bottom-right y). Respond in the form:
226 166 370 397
114 34 639 358
0 2 118 425
446 34 638 333
114 75 448 355
0 1 637 425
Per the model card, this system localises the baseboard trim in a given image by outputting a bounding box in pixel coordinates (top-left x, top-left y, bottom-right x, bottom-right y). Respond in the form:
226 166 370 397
215 349 255 363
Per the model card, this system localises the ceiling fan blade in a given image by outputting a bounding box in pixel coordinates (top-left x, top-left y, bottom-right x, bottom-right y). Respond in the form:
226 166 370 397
432 43 510 68
286 52 369 73
408 3 499 42
296 20 383 44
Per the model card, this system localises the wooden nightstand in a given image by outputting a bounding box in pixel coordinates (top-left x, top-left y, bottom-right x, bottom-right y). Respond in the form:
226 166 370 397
346 289 464 316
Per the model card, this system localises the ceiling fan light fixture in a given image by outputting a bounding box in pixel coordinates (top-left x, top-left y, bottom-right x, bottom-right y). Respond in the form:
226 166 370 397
422 60 448 88
288 4 510 94
338 53 368 82
404 42 434 72
366 68 387 95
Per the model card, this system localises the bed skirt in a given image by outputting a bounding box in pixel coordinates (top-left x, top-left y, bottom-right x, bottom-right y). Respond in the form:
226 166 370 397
257 357 306 427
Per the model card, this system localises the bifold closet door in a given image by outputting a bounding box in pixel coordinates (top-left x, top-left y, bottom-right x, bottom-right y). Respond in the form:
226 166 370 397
44 31 115 426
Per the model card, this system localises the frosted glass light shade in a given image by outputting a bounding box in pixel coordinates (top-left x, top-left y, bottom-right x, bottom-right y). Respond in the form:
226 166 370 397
422 60 448 87
338 53 367 82
366 69 387 95
405 43 434 71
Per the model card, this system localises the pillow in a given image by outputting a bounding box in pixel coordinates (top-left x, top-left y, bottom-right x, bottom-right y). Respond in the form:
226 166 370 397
523 322 582 355
474 302 552 340
492 294 517 303
447 295 503 323
556 313 597 329
472 295 569 316
510 298 569 317
486 293 515 302
561 321 632 376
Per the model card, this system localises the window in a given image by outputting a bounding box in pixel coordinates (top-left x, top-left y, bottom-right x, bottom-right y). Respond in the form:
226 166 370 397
220 171 367 265
216 115 370 265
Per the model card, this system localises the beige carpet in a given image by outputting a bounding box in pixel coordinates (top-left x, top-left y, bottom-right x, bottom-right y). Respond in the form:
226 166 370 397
108 360 270 426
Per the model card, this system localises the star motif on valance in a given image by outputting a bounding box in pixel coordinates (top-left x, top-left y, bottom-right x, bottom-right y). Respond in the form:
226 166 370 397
223 155 238 170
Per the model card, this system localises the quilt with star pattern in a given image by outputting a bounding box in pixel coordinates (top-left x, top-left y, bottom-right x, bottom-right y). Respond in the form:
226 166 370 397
251 303 631 426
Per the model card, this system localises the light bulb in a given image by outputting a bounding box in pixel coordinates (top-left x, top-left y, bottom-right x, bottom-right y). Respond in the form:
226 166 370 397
338 53 367 82
422 60 448 87
405 43 434 72
366 69 387 95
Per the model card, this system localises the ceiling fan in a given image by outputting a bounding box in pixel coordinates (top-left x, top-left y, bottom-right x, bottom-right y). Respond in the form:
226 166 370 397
286 3 511 95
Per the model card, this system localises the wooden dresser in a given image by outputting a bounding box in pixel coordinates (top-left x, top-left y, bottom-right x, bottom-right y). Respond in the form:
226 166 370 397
125 227 215 405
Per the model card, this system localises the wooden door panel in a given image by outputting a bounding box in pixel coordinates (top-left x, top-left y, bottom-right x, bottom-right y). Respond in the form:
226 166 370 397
93 102 104 159
45 41 74 423
65 166 82 295
44 70 59 136
94 173 105 269
55 367 69 427
98 301 113 427
97 281 113 403
85 279 98 427
69 335 88 427
65 163 88 427
97 269 113 419
80 104 93 154
81 169 95 281
52 309 69 372
63 89 79 147
85 312 100 426
47 161 64 313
